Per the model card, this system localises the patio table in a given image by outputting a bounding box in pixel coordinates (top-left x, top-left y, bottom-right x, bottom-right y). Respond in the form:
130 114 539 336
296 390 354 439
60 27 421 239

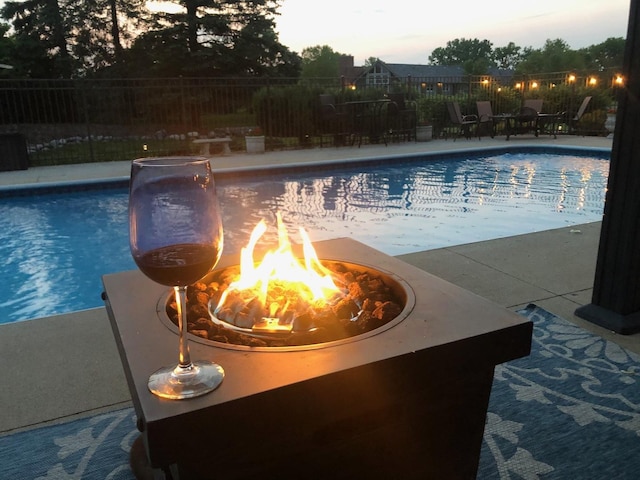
337 99 390 146
492 113 562 140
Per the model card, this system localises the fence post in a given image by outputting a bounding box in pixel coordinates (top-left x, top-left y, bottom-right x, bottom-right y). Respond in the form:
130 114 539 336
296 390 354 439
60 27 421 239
179 76 187 139
78 79 95 163
575 0 640 334
266 76 272 138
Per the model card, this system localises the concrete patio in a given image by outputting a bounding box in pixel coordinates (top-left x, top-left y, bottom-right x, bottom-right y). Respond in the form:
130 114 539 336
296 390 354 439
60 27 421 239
2 134 638 436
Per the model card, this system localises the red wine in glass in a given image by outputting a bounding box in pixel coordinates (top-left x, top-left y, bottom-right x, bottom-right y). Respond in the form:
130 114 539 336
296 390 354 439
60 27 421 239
129 157 224 399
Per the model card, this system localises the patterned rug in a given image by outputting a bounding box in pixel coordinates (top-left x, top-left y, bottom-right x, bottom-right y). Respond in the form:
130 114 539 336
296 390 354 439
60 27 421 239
1 304 639 479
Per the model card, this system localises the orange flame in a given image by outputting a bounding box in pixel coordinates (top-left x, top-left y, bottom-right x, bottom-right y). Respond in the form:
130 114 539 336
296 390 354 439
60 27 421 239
214 214 340 330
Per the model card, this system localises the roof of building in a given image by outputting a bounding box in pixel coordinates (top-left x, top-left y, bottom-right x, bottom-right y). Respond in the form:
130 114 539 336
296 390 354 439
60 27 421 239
383 63 466 79
356 60 515 82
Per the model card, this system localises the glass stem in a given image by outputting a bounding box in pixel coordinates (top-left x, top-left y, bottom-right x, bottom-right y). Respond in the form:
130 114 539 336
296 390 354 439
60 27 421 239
174 285 193 370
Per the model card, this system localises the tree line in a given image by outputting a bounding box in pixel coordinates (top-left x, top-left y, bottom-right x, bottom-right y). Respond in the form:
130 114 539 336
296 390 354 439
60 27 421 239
301 38 625 78
0 0 625 80
0 0 301 79
428 37 625 74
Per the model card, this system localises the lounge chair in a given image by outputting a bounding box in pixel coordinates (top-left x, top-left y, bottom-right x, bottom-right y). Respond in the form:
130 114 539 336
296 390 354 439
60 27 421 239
476 101 495 138
446 101 478 141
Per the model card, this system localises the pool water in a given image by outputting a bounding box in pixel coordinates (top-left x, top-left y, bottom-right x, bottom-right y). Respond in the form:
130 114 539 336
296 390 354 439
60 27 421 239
0 150 609 323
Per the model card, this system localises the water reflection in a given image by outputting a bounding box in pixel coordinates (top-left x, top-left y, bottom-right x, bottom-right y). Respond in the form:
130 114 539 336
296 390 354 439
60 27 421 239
218 153 609 257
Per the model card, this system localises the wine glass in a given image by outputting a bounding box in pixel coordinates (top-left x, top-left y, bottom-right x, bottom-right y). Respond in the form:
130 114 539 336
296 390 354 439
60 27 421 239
129 156 224 399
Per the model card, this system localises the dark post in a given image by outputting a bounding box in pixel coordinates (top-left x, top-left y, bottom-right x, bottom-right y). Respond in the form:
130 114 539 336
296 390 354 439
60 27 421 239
575 0 640 334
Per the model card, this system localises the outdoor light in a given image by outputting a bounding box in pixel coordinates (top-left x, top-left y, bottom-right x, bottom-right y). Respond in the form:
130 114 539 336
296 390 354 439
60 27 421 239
588 76 598 87
567 74 576 83
143 144 148 151
482 78 489 86
515 82 522 90
614 75 624 86
531 81 539 89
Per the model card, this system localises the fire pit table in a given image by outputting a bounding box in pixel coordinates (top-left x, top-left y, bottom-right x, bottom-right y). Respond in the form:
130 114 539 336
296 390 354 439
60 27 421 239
102 238 532 479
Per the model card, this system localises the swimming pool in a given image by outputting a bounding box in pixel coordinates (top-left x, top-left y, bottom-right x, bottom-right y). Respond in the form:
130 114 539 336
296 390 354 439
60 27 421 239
0 146 610 323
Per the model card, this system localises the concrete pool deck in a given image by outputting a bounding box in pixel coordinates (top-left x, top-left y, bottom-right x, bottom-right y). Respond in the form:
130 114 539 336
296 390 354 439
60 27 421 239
2 134 639 436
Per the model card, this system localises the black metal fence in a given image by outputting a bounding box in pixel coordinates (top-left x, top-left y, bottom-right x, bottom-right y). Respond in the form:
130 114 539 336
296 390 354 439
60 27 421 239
0 70 622 167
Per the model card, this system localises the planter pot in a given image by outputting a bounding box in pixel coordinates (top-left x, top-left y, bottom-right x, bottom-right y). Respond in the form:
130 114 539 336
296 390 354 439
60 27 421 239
605 114 616 135
415 125 433 142
245 135 265 154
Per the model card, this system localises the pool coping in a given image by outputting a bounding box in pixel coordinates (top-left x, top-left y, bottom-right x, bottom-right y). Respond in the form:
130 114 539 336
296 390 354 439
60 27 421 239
0 144 611 197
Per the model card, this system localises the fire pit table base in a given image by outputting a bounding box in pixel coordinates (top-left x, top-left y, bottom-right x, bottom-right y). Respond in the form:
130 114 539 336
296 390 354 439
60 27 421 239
103 238 532 480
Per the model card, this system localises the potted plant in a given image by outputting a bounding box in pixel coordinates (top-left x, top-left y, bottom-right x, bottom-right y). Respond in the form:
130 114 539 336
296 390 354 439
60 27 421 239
415 99 434 141
415 121 433 142
245 127 265 154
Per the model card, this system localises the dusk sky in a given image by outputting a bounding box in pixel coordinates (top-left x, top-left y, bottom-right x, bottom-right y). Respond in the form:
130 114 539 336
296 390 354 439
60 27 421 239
276 0 631 64
1 0 631 66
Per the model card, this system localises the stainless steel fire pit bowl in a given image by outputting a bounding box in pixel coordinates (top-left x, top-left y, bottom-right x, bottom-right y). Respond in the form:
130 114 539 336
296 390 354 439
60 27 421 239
156 259 416 352
103 238 532 479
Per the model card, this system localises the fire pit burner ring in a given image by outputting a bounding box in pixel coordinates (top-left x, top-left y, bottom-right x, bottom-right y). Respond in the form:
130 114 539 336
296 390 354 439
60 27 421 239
157 260 415 352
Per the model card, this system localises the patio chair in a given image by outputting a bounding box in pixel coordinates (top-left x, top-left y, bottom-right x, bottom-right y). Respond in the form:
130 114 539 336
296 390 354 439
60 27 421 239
318 94 349 147
385 93 417 142
446 101 479 141
568 96 593 134
476 101 495 138
523 98 543 113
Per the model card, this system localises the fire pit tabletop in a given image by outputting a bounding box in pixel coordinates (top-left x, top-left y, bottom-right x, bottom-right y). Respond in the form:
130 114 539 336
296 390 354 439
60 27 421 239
103 238 532 479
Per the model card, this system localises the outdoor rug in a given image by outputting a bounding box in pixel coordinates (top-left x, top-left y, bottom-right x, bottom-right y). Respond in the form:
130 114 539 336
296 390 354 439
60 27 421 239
1 304 639 479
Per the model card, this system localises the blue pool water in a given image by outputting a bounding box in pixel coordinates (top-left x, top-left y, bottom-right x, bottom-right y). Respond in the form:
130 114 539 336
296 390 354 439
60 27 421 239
0 147 610 323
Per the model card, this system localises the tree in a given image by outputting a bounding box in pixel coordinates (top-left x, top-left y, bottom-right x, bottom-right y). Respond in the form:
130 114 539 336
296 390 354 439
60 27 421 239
428 38 495 74
493 42 522 70
581 37 625 71
1 0 74 77
364 56 379 67
66 0 150 75
516 39 586 74
0 22 17 76
1 0 296 78
122 0 297 77
300 45 343 78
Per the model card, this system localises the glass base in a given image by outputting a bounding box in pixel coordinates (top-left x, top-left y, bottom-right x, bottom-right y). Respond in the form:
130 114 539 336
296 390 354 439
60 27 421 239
148 360 224 400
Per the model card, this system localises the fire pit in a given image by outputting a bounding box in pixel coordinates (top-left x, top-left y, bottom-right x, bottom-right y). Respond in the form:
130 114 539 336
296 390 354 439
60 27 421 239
103 238 532 479
159 217 413 350
160 259 412 350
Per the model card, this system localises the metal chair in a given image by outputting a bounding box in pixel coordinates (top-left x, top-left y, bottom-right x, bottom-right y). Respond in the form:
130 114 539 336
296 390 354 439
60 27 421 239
569 96 593 134
476 101 495 138
446 101 478 141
